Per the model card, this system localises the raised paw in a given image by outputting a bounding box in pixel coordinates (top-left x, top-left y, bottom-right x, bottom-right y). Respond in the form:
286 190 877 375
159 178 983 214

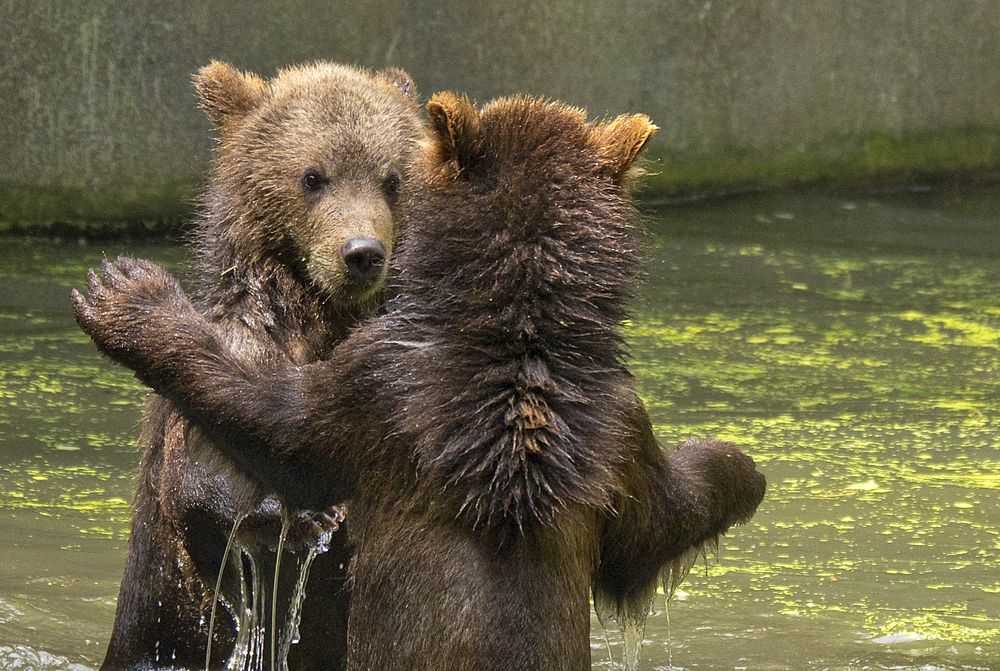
672 437 766 533
71 256 189 368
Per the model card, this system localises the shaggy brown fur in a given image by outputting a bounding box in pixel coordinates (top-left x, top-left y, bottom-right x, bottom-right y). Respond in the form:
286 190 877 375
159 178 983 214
75 94 765 670
95 61 423 671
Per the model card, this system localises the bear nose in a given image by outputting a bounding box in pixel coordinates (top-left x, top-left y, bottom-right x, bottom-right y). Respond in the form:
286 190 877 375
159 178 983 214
340 238 386 283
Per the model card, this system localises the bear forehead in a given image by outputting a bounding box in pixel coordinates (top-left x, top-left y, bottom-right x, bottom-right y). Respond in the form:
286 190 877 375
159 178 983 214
252 108 417 169
257 84 417 153
243 85 418 163
267 63 404 113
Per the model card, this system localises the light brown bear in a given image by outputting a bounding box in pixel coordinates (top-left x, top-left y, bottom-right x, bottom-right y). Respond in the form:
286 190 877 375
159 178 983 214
97 61 422 671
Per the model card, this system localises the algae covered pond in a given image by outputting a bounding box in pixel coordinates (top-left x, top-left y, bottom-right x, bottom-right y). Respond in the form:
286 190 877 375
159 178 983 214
0 186 997 670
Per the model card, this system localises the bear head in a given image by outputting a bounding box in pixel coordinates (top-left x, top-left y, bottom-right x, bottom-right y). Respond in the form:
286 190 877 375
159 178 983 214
195 61 423 306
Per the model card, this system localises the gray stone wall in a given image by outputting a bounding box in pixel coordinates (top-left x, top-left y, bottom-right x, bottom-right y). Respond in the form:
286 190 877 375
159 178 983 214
3 0 1000 224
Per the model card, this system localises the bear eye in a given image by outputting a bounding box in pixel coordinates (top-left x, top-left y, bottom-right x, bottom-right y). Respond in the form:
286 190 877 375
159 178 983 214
383 169 401 202
302 170 325 192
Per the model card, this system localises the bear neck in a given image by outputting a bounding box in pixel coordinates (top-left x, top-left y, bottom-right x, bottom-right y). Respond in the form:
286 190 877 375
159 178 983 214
389 179 640 534
398 186 639 373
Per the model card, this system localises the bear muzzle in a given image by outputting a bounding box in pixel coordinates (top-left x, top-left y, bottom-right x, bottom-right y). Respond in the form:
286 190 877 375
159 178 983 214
340 238 386 284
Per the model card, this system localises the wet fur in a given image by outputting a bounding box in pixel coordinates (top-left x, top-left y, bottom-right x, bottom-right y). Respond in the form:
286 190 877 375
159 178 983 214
96 61 422 671
76 95 765 670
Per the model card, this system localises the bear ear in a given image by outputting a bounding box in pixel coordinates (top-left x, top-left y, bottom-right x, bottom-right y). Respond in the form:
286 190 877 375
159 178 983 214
426 92 482 174
588 114 659 183
194 61 266 128
378 67 419 103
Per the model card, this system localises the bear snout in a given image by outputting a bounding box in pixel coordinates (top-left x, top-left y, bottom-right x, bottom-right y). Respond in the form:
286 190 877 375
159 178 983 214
340 238 386 284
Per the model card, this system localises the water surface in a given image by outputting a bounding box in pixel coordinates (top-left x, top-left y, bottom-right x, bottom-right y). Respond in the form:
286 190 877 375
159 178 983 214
1 186 997 670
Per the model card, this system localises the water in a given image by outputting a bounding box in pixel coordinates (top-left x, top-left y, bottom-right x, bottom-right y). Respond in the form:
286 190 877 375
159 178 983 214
277 542 325 670
206 512 245 671
1 185 997 670
205 510 324 671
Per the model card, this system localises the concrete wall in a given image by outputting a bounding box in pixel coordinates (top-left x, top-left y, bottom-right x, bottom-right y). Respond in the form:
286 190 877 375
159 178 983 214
3 0 1000 225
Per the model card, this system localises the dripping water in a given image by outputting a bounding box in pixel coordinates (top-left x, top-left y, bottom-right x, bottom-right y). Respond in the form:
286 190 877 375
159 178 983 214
200 511 340 670
653 535 722 671
206 513 247 671
594 594 644 671
621 616 644 671
270 517 290 671
276 536 326 670
246 552 266 671
588 536 720 670
664 595 672 670
226 552 252 671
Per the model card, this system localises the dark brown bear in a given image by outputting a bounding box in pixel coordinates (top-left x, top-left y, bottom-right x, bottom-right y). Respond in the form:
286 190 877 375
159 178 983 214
75 94 766 670
95 61 423 671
